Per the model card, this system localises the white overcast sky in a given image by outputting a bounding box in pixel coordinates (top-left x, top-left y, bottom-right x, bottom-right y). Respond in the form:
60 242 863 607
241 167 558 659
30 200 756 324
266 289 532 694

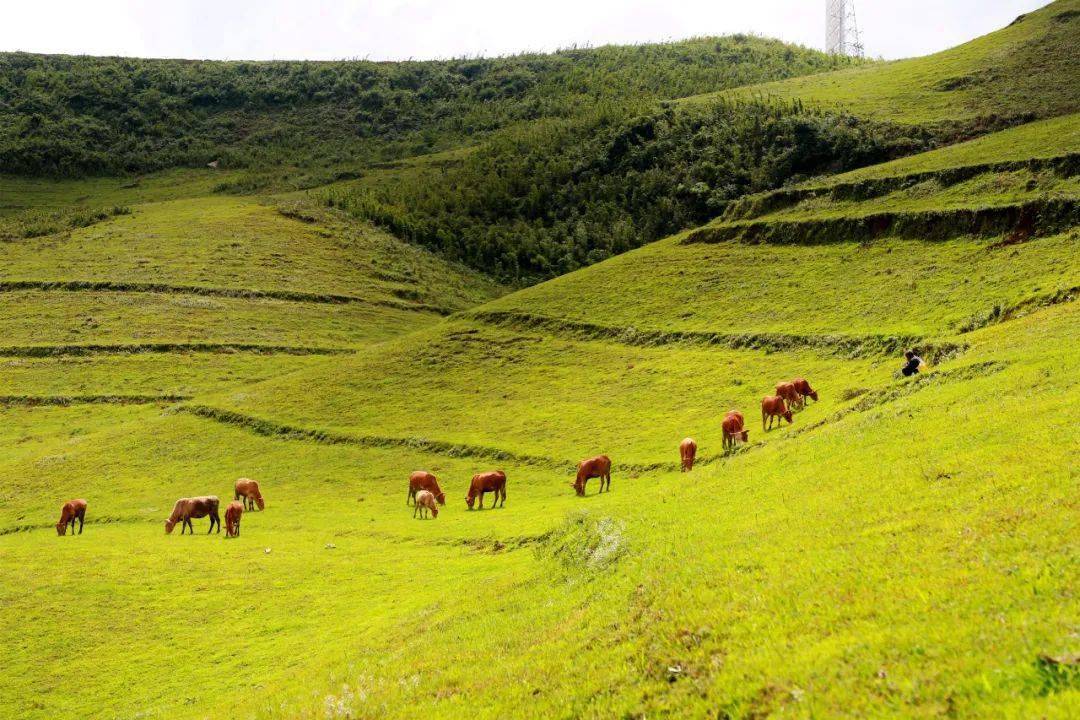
0 0 1054 62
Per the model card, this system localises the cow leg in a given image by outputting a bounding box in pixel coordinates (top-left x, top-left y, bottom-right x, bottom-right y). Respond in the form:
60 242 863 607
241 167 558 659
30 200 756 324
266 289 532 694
479 492 485 510
78 514 84 534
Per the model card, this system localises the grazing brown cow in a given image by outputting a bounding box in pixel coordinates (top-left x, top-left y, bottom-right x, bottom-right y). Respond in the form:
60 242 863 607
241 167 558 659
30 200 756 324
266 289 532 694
467 471 507 510
679 438 697 472
407 471 446 506
56 499 87 536
234 478 265 511
165 496 221 535
413 490 440 519
776 381 804 410
761 396 793 431
722 410 750 451
573 455 612 496
792 377 818 404
224 501 244 538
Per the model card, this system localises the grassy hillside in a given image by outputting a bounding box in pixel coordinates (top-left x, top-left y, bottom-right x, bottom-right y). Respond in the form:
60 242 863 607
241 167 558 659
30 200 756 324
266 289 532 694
0 37 855 176
0 176 501 408
805 112 1080 185
2 100 1077 719
694 0 1080 124
323 101 939 280
314 2 1079 282
1 6 1078 719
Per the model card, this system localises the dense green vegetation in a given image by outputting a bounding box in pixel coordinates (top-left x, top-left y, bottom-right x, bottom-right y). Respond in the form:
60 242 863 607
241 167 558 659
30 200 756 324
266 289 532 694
311 0 1080 282
0 36 855 176
325 101 938 280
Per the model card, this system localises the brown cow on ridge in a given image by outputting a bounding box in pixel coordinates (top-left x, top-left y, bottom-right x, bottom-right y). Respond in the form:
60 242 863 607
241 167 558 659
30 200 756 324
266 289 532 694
722 411 749 451
775 381 803 410
573 455 612 496
165 496 221 535
56 499 87 536
761 396 793 431
413 490 439 519
407 471 446 506
224 501 243 538
679 438 697 472
234 478 265 511
792 378 818 404
466 471 507 510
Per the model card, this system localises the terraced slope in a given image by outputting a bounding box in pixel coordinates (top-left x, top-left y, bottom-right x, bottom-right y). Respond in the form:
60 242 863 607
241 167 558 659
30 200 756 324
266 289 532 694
0 181 501 401
687 0 1080 124
463 120 1076 345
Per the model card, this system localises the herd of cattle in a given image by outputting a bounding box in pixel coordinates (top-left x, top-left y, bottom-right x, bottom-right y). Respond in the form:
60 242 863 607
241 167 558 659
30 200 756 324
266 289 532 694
53 378 818 534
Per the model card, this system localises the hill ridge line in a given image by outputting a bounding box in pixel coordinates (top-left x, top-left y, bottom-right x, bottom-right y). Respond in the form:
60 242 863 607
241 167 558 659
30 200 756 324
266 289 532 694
790 360 1009 438
685 197 1080 245
0 280 453 315
0 343 355 357
0 394 190 406
468 310 966 360
725 152 1080 221
178 404 690 474
180 404 570 469
957 285 1079 333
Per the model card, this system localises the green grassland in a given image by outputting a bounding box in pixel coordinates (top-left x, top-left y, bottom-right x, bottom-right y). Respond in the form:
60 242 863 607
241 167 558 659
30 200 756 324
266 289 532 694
1 5 1079 719
0 195 499 311
693 0 1080 124
478 229 1079 338
806 112 1080 185
738 169 1079 221
0 300 1076 719
0 354 330 398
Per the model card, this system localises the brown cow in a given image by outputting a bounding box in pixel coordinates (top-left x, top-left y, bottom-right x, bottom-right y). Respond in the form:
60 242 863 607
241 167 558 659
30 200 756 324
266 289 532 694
234 478 265 511
56 499 87 536
776 381 803 410
413 490 440 519
466 471 507 509
165 496 221 535
407 471 446 506
224 501 243 538
722 411 750 451
761 396 793 431
679 438 697 472
792 377 818 404
573 455 612 496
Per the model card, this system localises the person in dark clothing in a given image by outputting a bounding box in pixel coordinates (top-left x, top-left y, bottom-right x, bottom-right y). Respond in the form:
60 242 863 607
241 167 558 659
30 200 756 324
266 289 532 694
901 349 924 377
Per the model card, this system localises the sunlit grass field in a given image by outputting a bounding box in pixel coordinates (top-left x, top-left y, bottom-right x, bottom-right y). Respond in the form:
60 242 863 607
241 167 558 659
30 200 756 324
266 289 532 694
686 0 1080 124
806 113 1080 185
1 300 1076 719
1 15 1079 717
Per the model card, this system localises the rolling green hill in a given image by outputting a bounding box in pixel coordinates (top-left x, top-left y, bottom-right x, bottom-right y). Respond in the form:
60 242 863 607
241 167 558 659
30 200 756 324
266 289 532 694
0 4 1078 719
0 36 855 176
696 0 1080 124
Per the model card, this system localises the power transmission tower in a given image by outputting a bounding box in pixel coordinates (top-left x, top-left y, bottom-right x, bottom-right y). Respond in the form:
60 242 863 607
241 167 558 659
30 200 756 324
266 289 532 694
826 0 865 57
